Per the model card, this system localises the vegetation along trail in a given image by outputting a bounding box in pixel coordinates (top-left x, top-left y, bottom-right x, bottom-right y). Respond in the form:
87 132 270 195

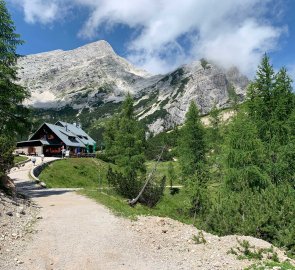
2 157 292 270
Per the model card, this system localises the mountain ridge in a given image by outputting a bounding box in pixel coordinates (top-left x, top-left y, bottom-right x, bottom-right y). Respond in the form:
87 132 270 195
17 40 249 135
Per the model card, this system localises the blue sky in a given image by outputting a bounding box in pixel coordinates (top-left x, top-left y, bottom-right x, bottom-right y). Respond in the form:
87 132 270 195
6 0 295 79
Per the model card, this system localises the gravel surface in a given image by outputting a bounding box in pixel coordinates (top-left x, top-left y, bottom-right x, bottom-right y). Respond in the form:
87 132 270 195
0 191 40 268
1 157 294 270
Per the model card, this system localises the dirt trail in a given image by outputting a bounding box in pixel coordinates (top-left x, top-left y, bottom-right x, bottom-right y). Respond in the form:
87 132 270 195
5 158 177 270
3 157 292 270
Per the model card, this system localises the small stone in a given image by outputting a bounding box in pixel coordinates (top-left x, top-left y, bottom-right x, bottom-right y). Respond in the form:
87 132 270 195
162 229 168 233
12 233 17 237
40 182 46 188
37 215 43 219
6 211 13 216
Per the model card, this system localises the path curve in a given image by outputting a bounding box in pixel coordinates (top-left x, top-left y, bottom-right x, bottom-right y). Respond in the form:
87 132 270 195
5 157 290 270
5 157 182 270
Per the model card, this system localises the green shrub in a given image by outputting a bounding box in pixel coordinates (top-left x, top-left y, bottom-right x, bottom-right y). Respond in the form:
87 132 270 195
106 167 166 207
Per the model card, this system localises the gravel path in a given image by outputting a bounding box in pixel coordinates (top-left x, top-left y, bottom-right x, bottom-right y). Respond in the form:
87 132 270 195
2 157 293 270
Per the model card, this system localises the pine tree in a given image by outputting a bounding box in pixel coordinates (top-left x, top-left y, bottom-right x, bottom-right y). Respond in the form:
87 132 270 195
178 101 206 179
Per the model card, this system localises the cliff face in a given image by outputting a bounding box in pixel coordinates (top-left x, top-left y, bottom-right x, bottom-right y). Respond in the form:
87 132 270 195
17 40 249 133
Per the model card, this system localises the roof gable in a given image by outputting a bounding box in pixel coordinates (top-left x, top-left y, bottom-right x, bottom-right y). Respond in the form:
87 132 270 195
55 121 95 145
28 121 96 148
46 123 85 147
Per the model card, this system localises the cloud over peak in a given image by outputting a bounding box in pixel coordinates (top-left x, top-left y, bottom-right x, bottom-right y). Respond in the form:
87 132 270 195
13 0 286 75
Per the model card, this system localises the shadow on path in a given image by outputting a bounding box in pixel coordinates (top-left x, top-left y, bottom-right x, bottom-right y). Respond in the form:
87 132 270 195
15 179 78 199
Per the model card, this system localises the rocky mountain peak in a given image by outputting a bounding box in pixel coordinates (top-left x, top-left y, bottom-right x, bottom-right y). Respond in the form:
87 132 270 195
17 40 249 134
70 40 116 58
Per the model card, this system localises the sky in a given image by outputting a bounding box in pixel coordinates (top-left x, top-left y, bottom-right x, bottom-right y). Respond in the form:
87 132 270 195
6 0 295 80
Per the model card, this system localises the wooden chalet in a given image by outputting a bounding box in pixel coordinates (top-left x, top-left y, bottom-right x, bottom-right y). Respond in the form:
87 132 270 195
16 121 96 157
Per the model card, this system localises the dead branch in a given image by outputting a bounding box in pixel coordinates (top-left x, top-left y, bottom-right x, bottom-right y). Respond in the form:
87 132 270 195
128 145 166 206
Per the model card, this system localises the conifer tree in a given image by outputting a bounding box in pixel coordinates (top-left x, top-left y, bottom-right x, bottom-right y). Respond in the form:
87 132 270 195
0 0 29 135
247 54 275 142
178 101 206 179
103 115 119 162
247 55 295 184
0 0 29 186
104 93 146 178
224 112 269 191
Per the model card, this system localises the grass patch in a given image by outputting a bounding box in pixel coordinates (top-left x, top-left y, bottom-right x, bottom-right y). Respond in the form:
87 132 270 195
14 155 28 164
39 158 114 188
146 161 182 185
79 187 193 223
245 261 295 270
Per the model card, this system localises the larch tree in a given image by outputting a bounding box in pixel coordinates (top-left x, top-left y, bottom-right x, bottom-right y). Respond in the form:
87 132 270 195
224 111 269 192
178 101 206 180
104 93 146 178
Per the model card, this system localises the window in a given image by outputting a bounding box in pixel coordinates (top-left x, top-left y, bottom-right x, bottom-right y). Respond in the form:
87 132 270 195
48 134 55 140
68 136 78 143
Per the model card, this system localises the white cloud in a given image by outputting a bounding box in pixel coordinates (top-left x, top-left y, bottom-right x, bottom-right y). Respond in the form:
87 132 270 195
13 0 60 24
12 0 286 76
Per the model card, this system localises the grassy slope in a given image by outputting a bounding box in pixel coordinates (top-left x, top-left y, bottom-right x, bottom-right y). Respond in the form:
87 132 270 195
80 188 192 223
39 158 113 188
146 160 181 185
39 158 193 224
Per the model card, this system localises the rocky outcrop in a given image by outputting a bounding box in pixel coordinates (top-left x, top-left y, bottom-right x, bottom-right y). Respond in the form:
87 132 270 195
17 40 249 134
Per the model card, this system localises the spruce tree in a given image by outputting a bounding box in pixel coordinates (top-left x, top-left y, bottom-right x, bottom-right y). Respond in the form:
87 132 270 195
0 0 29 186
178 101 206 179
0 0 29 135
247 56 295 184
247 54 275 142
